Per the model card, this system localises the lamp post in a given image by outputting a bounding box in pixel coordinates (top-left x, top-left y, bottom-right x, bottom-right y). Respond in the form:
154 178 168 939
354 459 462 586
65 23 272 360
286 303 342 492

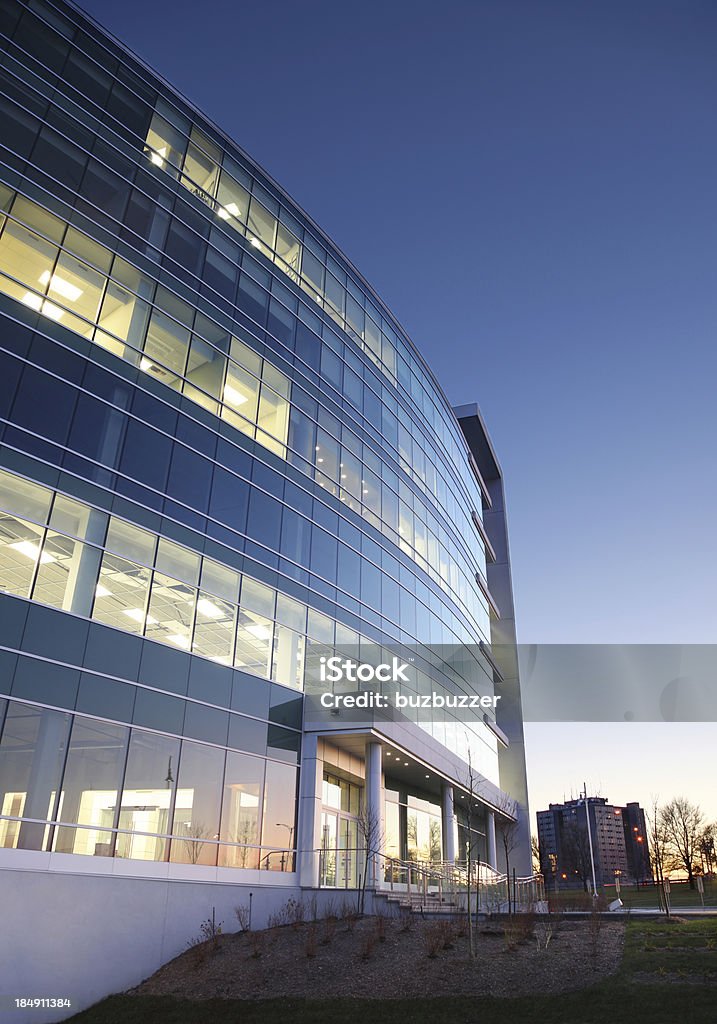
579 785 598 899
276 822 294 873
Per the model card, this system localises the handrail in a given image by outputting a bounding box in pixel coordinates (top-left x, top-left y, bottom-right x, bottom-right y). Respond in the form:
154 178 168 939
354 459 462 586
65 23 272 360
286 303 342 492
315 844 544 911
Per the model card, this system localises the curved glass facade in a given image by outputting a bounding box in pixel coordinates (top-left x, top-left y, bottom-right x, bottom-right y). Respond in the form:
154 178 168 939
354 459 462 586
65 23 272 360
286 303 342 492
0 0 527 882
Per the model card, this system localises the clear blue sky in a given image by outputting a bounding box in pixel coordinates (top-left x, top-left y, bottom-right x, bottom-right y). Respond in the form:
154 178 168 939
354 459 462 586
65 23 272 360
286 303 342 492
79 0 717 822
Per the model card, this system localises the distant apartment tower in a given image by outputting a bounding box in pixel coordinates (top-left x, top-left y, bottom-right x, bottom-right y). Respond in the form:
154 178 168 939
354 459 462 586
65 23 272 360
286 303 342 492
537 797 651 890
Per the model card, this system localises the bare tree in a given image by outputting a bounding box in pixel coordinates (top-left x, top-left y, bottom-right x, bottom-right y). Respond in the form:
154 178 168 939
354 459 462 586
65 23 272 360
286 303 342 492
181 822 209 864
560 818 593 893
493 791 519 914
646 797 673 914
355 802 383 915
660 797 704 889
460 743 483 960
698 823 716 877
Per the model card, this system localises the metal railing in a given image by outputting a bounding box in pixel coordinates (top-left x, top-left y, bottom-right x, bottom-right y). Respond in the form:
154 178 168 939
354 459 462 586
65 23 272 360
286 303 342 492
316 845 545 912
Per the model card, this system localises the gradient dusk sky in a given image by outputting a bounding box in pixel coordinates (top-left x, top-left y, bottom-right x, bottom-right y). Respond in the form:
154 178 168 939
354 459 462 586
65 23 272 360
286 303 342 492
78 0 717 823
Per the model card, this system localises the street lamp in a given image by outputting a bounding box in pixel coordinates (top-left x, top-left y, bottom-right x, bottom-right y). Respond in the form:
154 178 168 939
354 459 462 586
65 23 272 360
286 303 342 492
276 822 294 873
578 785 598 899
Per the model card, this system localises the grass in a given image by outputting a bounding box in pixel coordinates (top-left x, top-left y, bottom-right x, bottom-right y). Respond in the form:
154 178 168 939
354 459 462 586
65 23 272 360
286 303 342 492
549 879 716 912
68 918 717 1024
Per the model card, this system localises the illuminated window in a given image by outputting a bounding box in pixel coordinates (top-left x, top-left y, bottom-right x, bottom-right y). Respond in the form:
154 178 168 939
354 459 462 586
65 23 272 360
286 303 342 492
216 170 250 229
52 719 128 857
92 520 155 634
246 197 276 257
144 112 186 175
117 730 179 862
179 128 221 208
0 473 52 598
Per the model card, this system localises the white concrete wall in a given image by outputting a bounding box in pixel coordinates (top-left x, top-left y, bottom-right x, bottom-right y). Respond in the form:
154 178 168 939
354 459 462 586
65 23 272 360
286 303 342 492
0 850 362 1024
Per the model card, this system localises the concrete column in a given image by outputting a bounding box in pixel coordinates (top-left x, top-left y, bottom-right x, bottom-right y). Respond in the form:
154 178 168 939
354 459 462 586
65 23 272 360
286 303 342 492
365 742 383 888
67 509 109 617
487 809 498 870
17 710 71 851
296 734 323 887
441 783 456 865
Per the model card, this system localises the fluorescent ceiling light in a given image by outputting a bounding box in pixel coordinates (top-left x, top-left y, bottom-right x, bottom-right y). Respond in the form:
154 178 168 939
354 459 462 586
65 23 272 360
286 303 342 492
38 271 83 302
246 623 272 640
217 202 240 220
21 292 63 320
11 540 54 564
167 633 190 650
149 146 167 167
197 597 222 619
140 357 154 372
249 236 261 248
223 383 248 407
95 583 112 598
123 608 157 625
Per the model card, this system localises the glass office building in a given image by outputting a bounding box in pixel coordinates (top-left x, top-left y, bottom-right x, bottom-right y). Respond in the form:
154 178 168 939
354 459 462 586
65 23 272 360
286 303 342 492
0 0 530 1006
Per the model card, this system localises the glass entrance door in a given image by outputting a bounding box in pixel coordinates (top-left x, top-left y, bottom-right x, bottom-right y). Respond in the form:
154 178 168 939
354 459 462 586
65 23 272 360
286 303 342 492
320 811 360 887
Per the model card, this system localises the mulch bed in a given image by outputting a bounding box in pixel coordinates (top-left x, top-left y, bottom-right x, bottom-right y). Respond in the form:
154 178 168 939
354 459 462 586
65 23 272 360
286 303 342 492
129 914 624 1001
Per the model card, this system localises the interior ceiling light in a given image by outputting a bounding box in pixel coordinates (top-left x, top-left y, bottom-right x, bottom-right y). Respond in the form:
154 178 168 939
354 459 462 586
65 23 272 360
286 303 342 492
217 202 240 221
94 583 112 598
39 270 83 301
139 357 154 372
11 540 54 564
246 622 271 640
21 292 63 320
196 597 222 619
249 236 261 248
167 633 190 649
223 383 248 407
149 146 167 167
122 608 156 625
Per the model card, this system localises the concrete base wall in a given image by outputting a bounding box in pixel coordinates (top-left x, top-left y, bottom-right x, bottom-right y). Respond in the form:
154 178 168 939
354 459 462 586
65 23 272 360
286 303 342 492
0 852 370 1023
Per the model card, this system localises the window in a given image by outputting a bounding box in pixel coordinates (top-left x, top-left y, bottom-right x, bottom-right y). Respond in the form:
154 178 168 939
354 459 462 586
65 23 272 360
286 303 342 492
92 521 155 634
180 128 221 206
257 365 290 456
0 702 71 851
52 719 128 857
235 578 274 678
246 197 276 257
0 219 60 315
170 740 224 866
144 112 186 176
262 761 297 869
219 750 263 868
142 309 190 388
0 472 52 599
216 171 250 229
272 594 306 690
222 338 260 435
117 729 179 861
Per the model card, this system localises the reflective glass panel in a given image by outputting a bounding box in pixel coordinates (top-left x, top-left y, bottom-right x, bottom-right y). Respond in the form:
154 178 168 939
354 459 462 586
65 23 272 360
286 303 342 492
219 750 263 868
52 718 128 857
0 702 70 851
117 729 179 861
170 740 224 865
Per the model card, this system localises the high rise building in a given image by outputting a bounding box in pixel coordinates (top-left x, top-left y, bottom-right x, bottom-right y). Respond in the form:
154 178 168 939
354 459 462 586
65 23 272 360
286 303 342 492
537 796 651 890
0 0 530 1014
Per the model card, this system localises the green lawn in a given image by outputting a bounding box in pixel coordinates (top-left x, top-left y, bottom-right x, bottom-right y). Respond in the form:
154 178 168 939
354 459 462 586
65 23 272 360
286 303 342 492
549 879 716 912
68 918 717 1024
